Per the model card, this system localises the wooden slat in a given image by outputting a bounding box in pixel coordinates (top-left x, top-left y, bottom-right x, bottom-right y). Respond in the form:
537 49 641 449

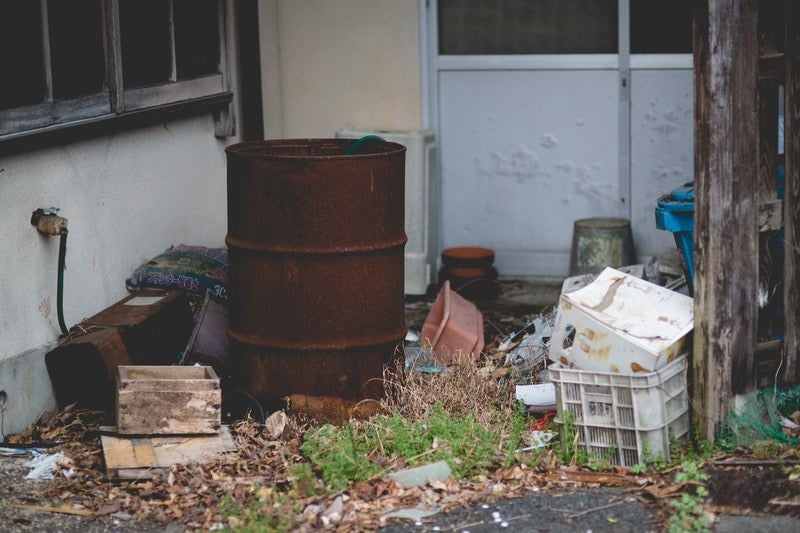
759 0 782 201
117 388 221 435
100 426 235 481
758 77 779 201
131 438 157 467
116 365 221 435
785 0 800 383
693 0 760 438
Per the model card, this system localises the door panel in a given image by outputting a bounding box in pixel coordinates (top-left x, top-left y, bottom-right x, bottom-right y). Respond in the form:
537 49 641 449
630 69 694 259
439 69 620 275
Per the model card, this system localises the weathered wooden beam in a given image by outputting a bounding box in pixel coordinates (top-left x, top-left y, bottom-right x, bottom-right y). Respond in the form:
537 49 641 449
693 0 760 440
784 0 800 383
758 77 779 201
758 0 781 201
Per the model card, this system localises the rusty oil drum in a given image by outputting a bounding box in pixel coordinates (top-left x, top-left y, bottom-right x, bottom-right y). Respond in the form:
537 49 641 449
225 139 407 419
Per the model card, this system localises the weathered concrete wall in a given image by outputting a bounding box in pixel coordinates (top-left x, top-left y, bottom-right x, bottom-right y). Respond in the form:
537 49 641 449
259 0 422 137
0 115 233 434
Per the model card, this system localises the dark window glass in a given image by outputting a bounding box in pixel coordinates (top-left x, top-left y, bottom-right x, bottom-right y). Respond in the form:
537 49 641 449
48 0 106 100
174 0 220 79
438 0 618 55
0 2 46 109
120 0 172 88
631 1 692 53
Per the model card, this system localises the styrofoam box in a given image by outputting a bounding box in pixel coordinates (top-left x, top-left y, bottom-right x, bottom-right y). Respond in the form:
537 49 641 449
336 128 438 296
550 266 693 373
550 355 689 467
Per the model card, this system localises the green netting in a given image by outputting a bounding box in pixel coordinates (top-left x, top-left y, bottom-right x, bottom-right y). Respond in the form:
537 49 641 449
724 385 800 448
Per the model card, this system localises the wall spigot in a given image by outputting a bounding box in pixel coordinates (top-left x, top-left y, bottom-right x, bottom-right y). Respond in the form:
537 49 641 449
31 207 68 236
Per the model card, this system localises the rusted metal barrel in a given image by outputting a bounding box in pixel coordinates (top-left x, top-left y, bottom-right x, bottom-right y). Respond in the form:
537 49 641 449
225 139 407 421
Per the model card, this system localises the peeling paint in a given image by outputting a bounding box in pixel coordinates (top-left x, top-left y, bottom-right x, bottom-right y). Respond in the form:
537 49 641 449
572 170 615 201
575 119 586 127
642 100 690 137
540 133 558 149
651 165 689 182
555 160 575 173
476 144 550 182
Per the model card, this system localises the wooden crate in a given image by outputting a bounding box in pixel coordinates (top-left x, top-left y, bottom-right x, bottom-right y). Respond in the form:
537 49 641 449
116 365 221 435
85 290 194 366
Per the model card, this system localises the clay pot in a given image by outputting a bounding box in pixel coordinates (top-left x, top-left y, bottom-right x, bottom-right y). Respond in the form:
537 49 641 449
441 247 495 269
439 247 499 301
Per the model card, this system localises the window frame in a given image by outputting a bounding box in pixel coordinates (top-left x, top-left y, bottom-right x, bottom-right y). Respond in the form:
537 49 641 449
0 0 233 144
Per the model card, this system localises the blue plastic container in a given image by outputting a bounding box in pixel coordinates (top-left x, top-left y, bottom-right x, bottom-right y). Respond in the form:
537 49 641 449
655 182 695 294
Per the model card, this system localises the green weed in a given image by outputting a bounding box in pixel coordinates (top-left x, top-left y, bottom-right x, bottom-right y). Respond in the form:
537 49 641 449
217 486 295 532
300 402 504 491
668 460 711 533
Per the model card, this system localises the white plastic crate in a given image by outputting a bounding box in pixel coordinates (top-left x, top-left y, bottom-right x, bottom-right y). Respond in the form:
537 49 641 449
550 355 689 467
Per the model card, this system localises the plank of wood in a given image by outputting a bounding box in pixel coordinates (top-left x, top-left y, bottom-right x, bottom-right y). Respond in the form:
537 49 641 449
693 0 760 437
100 425 235 481
117 388 221 435
131 438 156 467
785 0 800 383
118 365 219 383
12 503 93 517
758 77 779 202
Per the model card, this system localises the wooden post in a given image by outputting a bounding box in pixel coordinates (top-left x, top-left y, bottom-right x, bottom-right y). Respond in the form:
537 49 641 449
693 0 760 440
785 0 800 383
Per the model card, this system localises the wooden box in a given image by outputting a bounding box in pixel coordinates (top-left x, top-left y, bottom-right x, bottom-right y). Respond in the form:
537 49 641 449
85 290 194 366
116 365 221 435
45 327 132 412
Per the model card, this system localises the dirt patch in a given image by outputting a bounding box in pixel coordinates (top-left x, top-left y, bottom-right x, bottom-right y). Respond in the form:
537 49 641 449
707 464 800 513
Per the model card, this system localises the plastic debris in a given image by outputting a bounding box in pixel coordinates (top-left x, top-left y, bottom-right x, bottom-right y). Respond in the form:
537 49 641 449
515 383 556 413
24 451 65 480
550 267 693 373
389 460 452 488
518 431 558 451
499 311 556 377
320 495 343 526
383 506 441 521
405 345 446 374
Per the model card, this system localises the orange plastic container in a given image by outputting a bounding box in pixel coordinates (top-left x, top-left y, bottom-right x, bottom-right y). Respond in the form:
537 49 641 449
421 281 485 363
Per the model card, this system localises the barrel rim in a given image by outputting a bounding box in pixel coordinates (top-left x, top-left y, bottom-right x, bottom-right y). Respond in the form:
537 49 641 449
225 138 407 159
573 217 632 229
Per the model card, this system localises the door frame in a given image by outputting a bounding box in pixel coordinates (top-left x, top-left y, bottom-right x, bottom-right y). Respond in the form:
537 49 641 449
420 0 693 257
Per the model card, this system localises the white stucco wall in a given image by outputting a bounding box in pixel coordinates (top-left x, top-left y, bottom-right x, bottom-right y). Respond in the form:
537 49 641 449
0 114 233 433
259 0 422 137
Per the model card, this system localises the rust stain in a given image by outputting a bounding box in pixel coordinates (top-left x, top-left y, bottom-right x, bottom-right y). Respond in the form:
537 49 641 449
580 344 611 360
583 328 608 341
559 355 570 365
577 336 611 359
609 364 619 372
561 300 573 310
664 337 685 361
630 362 651 373
590 277 625 313
658 315 669 322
